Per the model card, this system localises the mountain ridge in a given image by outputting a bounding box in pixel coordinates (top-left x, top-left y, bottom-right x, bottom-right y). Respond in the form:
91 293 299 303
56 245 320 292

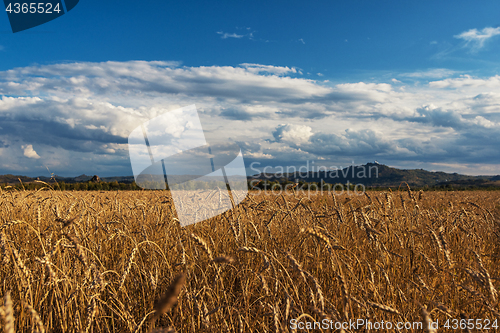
0 163 499 188
250 163 500 188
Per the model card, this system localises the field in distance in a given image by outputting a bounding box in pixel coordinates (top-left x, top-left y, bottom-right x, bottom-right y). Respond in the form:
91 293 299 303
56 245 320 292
0 189 499 332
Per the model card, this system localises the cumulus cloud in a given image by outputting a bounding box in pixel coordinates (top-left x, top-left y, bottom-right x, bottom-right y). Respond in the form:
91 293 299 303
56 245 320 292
22 144 40 159
304 129 396 157
409 105 500 131
219 105 275 120
273 124 314 144
454 27 500 50
406 105 465 129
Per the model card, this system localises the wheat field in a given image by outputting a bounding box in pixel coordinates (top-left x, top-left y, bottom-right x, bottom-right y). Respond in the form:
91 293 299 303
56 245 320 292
0 187 499 332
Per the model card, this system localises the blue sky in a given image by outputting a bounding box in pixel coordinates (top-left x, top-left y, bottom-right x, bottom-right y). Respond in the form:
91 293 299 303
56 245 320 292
2 1 500 76
1 0 500 177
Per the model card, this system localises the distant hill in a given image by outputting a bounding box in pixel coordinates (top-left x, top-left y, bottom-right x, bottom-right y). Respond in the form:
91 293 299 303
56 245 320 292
0 174 34 184
0 174 136 185
250 163 500 189
0 163 499 189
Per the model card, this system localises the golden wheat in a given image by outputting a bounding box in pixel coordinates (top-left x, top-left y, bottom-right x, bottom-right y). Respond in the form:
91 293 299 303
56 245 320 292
0 189 498 332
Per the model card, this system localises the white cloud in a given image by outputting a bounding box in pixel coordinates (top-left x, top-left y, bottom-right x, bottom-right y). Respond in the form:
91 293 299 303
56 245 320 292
454 27 500 50
217 31 244 39
273 124 313 144
22 144 40 159
429 74 500 89
401 68 458 79
239 63 297 76
217 28 264 41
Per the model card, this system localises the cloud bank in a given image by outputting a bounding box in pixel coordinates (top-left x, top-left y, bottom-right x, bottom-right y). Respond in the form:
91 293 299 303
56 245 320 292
0 61 499 176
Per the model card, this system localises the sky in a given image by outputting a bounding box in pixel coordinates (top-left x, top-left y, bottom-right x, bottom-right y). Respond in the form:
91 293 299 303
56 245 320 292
1 0 500 177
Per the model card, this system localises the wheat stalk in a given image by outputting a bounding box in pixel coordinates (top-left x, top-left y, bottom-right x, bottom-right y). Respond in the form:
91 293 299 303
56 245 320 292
420 305 437 333
65 233 88 267
212 255 235 264
473 251 497 303
149 273 186 329
367 300 401 316
85 296 98 333
3 291 14 333
0 232 10 265
12 247 32 287
191 234 213 260
119 246 138 290
24 302 45 333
